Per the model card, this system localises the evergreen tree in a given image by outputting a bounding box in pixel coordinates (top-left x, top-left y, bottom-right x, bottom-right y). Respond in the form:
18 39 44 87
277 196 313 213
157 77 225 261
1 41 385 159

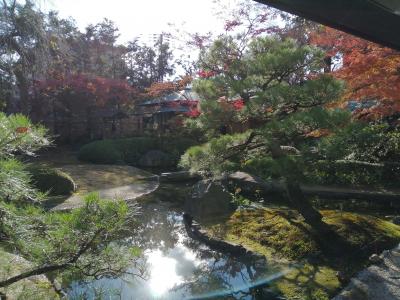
0 113 141 293
181 36 345 230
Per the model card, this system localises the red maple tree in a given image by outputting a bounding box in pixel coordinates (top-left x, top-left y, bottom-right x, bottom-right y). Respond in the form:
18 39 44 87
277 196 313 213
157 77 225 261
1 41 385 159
311 26 400 120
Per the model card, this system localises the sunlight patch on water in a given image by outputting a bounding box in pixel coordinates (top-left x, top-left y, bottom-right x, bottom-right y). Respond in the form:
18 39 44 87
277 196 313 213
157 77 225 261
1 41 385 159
147 250 182 296
145 234 202 298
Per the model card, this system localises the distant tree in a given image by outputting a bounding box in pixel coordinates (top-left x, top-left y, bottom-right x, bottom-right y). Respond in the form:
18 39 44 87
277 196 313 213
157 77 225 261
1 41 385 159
154 33 174 82
79 19 127 79
125 34 174 91
0 0 49 113
31 73 137 139
125 40 158 90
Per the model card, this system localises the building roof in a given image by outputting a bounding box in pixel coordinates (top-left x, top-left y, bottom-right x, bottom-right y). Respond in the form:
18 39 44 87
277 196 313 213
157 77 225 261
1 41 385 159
256 0 400 50
139 88 199 106
153 106 192 114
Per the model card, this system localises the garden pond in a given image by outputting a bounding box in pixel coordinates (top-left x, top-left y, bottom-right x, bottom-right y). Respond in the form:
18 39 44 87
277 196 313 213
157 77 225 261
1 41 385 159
67 184 291 300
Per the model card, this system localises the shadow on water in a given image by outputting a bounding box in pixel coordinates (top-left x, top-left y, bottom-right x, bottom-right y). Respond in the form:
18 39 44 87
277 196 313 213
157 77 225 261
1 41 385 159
67 184 289 300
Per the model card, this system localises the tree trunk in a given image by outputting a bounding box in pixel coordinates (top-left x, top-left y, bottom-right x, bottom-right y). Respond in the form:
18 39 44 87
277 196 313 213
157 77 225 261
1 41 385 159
269 140 326 230
284 179 324 228
15 70 30 115
324 55 332 73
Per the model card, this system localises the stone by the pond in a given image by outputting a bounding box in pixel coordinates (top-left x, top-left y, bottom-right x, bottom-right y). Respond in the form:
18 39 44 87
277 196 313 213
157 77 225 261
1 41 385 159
228 171 284 196
369 253 383 264
138 150 173 168
334 246 400 300
392 216 400 225
160 171 201 182
185 180 236 221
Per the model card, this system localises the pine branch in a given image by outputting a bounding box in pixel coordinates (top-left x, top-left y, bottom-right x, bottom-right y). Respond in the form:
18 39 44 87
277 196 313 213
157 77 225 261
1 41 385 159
0 228 104 288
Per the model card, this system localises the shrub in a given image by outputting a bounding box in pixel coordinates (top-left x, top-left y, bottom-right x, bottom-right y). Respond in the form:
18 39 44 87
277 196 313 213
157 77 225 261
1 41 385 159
160 137 196 156
305 160 400 187
78 137 197 167
117 137 158 165
242 157 283 180
28 166 76 196
78 140 123 164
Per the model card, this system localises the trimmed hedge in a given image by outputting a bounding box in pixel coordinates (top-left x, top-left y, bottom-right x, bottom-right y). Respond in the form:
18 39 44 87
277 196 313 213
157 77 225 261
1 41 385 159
244 157 400 188
78 137 197 167
305 160 400 187
78 140 123 164
28 166 76 196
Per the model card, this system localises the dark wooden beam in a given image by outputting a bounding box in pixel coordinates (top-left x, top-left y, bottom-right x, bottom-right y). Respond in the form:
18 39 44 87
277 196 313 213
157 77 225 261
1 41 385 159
255 0 400 50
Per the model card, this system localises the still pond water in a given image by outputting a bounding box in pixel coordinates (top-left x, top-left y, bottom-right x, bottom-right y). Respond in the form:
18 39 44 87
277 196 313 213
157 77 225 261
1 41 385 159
68 185 289 300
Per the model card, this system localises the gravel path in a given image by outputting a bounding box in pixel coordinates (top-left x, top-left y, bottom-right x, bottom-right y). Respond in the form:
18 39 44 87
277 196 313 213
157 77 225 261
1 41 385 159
333 244 400 300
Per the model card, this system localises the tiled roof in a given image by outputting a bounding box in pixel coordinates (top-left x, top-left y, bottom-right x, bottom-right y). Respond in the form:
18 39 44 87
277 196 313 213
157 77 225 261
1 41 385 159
139 88 199 106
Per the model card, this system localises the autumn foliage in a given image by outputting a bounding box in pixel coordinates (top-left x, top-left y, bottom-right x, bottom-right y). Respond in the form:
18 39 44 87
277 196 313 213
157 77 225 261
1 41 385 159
33 73 137 108
29 73 139 141
143 76 192 98
311 27 400 119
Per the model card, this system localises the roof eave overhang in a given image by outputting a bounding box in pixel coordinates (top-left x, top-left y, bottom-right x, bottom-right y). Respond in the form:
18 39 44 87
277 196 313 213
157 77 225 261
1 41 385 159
255 0 400 50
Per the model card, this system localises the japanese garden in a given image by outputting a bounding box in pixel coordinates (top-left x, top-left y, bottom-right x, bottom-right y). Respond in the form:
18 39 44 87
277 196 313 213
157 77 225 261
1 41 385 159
1 0 400 299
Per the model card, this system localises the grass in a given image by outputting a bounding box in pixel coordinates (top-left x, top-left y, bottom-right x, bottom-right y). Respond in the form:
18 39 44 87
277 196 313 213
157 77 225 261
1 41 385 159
204 208 400 300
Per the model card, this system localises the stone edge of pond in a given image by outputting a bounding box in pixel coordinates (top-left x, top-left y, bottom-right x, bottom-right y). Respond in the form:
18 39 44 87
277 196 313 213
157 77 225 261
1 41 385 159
50 178 160 211
182 213 266 261
332 244 400 300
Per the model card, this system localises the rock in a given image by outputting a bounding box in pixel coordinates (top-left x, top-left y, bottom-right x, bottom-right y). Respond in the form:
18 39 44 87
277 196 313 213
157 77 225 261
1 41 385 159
392 216 400 225
227 171 284 198
183 213 247 256
185 180 236 221
141 174 159 181
336 271 348 284
369 253 383 264
160 171 201 183
138 150 173 168
334 246 400 300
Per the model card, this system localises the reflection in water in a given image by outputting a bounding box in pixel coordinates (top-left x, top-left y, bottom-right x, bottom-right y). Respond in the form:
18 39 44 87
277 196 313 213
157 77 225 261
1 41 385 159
147 249 185 296
68 199 288 300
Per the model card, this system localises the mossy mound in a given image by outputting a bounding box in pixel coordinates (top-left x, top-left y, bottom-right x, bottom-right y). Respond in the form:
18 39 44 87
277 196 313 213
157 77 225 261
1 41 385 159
205 208 400 300
28 165 76 196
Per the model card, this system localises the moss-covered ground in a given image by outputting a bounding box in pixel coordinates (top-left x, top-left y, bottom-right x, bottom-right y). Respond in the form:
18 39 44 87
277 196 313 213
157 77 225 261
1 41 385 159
204 208 400 300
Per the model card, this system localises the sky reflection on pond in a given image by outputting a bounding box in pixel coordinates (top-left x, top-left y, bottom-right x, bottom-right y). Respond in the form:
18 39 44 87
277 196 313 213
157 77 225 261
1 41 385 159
68 200 288 300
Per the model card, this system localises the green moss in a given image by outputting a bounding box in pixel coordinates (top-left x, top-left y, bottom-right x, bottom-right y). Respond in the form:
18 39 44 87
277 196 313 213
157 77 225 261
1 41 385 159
274 264 339 300
207 209 320 260
28 165 76 196
323 210 400 249
205 208 400 300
